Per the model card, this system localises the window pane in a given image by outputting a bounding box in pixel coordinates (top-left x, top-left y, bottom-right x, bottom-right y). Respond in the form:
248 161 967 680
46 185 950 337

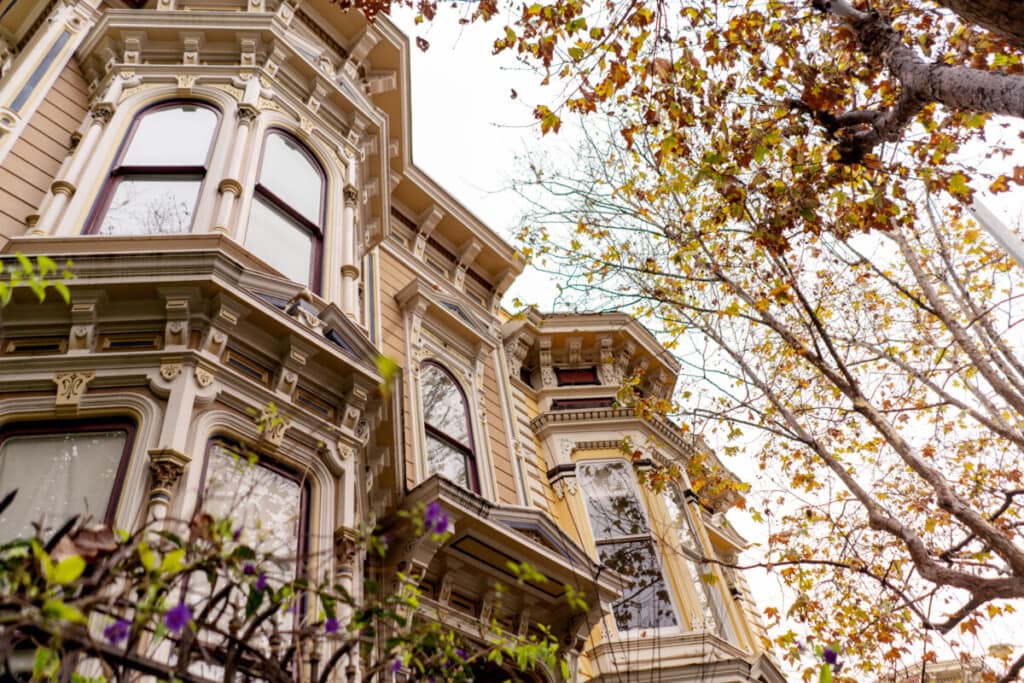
0 430 127 541
425 434 470 489
598 540 679 631
662 486 726 632
259 133 322 223
98 176 200 235
577 461 650 539
421 364 470 446
202 443 302 577
122 105 217 166
246 196 314 285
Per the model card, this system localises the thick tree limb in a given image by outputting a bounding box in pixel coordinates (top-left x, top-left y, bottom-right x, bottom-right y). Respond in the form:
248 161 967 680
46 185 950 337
811 0 1024 161
931 0 1024 50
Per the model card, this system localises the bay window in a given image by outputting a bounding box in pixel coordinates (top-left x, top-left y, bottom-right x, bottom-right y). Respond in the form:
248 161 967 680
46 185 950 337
421 361 478 492
88 102 219 235
0 422 134 541
245 131 325 290
661 485 733 636
577 460 679 632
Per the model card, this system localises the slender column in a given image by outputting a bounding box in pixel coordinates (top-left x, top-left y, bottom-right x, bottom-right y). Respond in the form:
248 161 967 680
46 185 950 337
35 103 113 233
213 104 258 234
340 184 359 317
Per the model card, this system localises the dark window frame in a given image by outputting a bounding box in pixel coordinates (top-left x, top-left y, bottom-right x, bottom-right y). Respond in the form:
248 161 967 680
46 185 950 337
0 419 137 528
84 99 221 236
249 129 326 293
421 360 479 493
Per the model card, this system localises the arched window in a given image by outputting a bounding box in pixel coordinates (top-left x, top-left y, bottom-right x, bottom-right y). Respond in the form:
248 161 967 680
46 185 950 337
577 460 679 633
420 361 477 492
88 101 219 235
0 421 135 541
661 485 734 637
245 131 324 290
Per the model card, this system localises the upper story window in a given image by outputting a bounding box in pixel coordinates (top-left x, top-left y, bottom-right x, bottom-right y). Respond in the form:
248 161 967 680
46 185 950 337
661 485 733 636
555 366 600 386
88 102 219 236
421 361 478 492
577 460 679 633
0 421 134 541
245 131 325 290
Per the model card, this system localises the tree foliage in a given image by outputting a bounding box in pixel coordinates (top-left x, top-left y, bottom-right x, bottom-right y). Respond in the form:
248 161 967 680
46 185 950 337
514 117 1024 680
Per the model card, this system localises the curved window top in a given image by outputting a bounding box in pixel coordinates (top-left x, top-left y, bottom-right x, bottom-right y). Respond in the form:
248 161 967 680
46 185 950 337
422 363 471 446
89 101 219 237
421 361 477 492
258 132 323 224
246 131 325 290
121 104 218 167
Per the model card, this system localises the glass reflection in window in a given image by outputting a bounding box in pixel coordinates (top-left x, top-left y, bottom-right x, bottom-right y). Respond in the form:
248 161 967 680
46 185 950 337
420 362 477 492
661 486 735 638
246 131 324 289
577 460 679 632
90 103 217 236
0 427 130 541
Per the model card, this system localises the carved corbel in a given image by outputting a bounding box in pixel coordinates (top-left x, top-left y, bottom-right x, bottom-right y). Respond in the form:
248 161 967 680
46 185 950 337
364 70 397 94
565 336 583 365
504 331 533 380
343 25 380 78
538 338 556 388
147 447 190 508
257 405 289 447
161 289 191 349
412 206 444 260
201 296 245 357
453 239 482 290
67 293 104 353
334 526 359 575
306 76 330 113
180 33 203 66
53 371 95 408
596 335 615 385
340 384 370 441
122 34 144 65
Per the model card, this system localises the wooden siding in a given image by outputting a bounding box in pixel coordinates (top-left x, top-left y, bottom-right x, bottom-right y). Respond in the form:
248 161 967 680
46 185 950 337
377 248 415 490
0 57 87 240
482 353 517 504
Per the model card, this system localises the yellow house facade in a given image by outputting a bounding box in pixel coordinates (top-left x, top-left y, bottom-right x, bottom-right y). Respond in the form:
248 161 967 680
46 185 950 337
0 1 784 681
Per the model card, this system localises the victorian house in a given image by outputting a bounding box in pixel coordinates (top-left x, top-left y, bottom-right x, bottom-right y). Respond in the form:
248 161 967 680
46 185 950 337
0 1 784 681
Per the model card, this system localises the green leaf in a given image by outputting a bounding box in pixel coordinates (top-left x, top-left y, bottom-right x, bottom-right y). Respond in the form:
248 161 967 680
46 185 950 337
139 541 156 571
161 548 185 574
52 555 86 585
819 663 833 683
42 598 86 624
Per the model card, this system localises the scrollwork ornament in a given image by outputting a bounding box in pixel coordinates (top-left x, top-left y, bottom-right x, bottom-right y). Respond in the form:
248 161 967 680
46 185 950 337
53 371 95 407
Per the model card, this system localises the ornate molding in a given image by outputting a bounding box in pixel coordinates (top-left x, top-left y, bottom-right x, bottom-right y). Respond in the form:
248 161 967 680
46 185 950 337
343 184 359 207
235 104 259 126
551 477 578 499
53 371 95 407
90 103 114 126
148 448 190 502
159 360 182 381
195 366 215 388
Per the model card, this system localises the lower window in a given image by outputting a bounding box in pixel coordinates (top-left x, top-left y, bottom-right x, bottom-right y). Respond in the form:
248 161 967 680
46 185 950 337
0 422 134 542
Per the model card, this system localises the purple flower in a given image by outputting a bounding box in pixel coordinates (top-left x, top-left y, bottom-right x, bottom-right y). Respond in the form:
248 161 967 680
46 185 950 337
454 648 466 660
243 562 256 576
104 618 131 645
325 617 339 634
423 501 449 534
823 648 839 666
233 527 242 541
255 573 268 591
164 603 192 634
390 659 402 673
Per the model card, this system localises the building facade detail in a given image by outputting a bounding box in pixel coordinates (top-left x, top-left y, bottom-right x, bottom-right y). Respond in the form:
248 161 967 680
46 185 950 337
0 2 782 682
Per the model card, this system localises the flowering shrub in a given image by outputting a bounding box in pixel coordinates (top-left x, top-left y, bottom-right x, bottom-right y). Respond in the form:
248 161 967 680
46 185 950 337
0 487 564 682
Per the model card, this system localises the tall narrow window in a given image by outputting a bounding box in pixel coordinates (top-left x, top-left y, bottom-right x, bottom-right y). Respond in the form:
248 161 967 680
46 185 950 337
89 102 218 235
0 422 134 541
420 361 477 492
577 460 679 632
200 440 306 577
661 485 733 636
246 131 324 290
